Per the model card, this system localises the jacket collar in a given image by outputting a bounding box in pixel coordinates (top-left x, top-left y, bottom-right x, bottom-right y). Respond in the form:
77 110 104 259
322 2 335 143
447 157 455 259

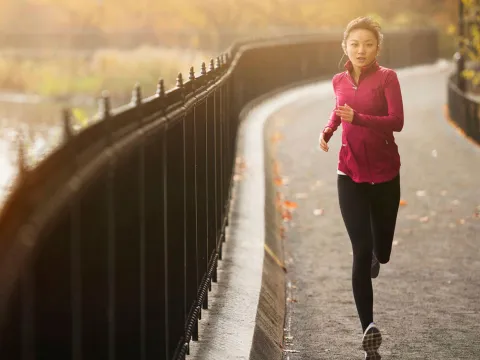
344 59 379 76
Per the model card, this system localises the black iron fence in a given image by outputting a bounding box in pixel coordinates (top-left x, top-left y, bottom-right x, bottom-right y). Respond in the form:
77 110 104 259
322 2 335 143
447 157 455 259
447 74 480 144
0 29 438 360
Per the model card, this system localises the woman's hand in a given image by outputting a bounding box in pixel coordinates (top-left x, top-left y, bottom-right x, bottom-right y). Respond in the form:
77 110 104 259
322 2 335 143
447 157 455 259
335 103 354 123
319 127 332 152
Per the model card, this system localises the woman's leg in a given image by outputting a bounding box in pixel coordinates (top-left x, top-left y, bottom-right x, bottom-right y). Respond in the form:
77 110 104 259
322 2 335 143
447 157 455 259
370 174 401 264
337 175 374 332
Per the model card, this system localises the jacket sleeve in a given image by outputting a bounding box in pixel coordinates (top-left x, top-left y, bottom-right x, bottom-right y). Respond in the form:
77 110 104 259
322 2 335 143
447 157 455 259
352 71 404 132
323 75 342 133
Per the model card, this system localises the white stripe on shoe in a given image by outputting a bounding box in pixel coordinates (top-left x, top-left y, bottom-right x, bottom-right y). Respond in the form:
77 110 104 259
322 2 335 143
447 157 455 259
362 323 382 358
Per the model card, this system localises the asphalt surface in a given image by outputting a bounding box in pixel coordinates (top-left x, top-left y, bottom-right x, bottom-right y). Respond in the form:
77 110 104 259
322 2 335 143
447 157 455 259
273 62 480 359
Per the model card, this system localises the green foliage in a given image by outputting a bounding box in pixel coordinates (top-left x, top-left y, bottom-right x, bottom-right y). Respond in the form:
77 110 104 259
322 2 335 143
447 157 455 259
456 0 480 87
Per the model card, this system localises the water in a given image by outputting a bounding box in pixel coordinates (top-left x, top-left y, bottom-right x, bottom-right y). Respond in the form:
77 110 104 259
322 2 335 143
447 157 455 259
0 95 74 210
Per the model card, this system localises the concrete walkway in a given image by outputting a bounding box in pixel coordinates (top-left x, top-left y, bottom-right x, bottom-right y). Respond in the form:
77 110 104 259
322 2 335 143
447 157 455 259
273 62 480 359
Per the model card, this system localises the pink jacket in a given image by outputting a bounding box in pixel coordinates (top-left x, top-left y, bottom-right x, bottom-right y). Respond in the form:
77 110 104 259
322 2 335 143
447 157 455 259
323 60 404 184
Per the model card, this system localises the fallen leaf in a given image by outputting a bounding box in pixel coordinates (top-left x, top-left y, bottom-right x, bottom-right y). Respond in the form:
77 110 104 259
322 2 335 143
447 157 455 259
431 149 438 157
282 210 292 222
271 132 283 143
313 209 324 216
419 216 429 223
458 218 466 225
274 177 284 186
284 201 298 209
399 199 408 206
416 190 426 197
393 240 399 246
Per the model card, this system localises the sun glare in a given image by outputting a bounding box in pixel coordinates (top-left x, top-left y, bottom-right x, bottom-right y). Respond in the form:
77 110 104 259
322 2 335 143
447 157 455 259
0 139 15 206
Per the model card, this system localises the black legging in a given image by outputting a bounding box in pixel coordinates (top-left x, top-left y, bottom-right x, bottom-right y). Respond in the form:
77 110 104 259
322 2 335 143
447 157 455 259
337 174 401 332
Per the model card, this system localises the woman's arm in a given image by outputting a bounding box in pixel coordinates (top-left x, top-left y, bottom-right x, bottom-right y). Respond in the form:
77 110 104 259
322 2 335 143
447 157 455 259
352 71 404 132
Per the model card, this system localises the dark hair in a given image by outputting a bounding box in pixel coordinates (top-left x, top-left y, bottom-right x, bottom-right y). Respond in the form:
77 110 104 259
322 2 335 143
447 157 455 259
342 16 383 52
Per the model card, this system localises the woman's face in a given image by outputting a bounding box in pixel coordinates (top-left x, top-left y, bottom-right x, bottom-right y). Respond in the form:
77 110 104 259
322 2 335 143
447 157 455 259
345 29 378 69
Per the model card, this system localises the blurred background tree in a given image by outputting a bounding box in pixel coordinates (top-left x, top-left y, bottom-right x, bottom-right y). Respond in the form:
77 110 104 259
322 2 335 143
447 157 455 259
452 0 480 93
0 0 459 125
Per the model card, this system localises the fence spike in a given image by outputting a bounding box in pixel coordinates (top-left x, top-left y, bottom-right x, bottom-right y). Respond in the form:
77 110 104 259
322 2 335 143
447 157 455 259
209 59 215 72
189 66 195 81
225 53 230 64
156 78 165 97
99 90 111 119
201 62 207 76
176 73 184 88
215 57 221 69
62 108 73 142
132 82 142 106
17 131 27 177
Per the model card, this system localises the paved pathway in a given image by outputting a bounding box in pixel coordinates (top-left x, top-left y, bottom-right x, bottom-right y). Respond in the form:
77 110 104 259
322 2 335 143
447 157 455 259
273 62 480 359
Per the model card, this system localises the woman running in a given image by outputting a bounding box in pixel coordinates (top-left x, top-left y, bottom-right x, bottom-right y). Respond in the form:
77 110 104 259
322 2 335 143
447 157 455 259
318 16 404 360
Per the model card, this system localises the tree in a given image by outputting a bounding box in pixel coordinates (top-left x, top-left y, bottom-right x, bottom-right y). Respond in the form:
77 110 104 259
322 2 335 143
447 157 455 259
454 0 480 90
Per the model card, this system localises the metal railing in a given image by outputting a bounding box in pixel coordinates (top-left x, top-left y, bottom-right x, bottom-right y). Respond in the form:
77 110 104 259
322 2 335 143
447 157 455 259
448 74 480 144
0 28 438 360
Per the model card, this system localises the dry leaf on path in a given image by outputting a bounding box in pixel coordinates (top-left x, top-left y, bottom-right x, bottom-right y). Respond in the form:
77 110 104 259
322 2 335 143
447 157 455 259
313 209 324 216
416 190 426 197
274 177 284 186
419 216 429 223
282 210 292 222
284 201 298 209
271 132 283 143
400 199 408 206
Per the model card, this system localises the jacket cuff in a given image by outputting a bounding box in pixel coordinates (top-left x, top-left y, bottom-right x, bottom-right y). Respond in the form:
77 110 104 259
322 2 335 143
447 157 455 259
352 111 363 126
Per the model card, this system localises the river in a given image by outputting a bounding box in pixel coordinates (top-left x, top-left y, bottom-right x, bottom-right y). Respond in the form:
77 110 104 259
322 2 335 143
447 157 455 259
0 92 93 209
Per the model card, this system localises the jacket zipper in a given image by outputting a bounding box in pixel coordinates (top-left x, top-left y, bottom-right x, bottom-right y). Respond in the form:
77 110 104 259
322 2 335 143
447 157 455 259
346 71 358 96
